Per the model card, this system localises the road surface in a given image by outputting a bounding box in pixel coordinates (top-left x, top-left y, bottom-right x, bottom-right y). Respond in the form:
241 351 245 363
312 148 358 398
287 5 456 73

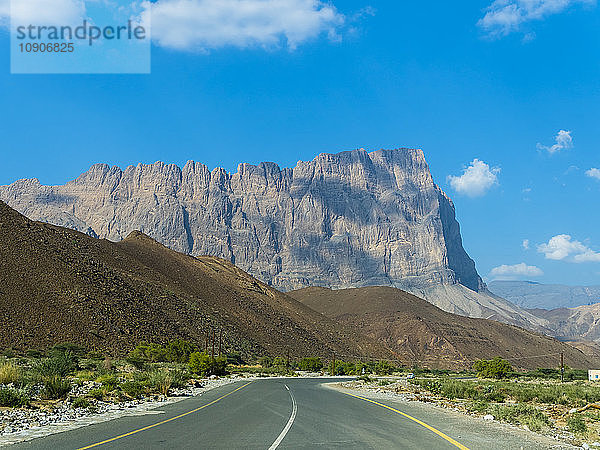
11 378 565 449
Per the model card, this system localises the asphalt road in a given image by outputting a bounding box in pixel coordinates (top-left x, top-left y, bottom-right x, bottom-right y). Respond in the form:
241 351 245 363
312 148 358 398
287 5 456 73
11 379 561 450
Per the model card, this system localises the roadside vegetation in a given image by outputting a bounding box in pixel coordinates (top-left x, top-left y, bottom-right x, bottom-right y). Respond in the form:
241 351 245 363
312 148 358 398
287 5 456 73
342 356 600 446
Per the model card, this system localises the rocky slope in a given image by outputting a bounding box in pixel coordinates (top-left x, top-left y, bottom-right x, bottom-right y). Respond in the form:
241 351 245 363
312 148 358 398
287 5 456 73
0 200 392 359
488 280 600 310
531 304 600 344
0 148 543 328
288 286 596 370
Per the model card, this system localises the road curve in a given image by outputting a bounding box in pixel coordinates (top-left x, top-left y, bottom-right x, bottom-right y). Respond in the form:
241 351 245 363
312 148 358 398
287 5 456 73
11 378 558 449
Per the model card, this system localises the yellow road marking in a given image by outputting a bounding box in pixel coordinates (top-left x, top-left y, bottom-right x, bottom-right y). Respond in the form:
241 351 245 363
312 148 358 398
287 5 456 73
340 391 470 450
77 381 254 450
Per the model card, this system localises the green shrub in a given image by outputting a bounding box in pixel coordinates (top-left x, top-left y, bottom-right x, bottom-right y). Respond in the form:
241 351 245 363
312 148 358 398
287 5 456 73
488 403 550 432
0 362 21 385
42 375 71 400
258 356 273 368
148 370 174 396
1 348 16 358
188 352 227 376
120 381 145 399
375 361 396 375
466 400 489 413
473 357 513 379
96 374 119 391
567 414 587 433
357 374 372 382
71 397 90 409
165 339 195 364
297 357 323 372
128 342 168 363
0 387 29 407
25 349 44 359
49 343 86 359
88 388 106 401
33 352 77 378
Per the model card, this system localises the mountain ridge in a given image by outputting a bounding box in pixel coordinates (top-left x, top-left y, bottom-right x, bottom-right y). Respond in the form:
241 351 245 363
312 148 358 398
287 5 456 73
0 200 391 358
0 148 542 328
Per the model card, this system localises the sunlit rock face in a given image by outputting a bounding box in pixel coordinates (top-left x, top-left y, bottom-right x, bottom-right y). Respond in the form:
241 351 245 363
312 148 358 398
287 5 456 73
0 148 482 294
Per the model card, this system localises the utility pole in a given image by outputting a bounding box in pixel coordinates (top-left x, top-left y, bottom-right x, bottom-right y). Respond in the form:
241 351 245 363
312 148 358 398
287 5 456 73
286 349 290 369
205 328 209 353
218 330 222 357
331 353 336 376
560 352 564 382
211 327 215 359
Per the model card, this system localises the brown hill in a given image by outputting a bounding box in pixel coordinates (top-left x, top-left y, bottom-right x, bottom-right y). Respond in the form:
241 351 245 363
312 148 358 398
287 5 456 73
0 201 392 359
288 286 597 370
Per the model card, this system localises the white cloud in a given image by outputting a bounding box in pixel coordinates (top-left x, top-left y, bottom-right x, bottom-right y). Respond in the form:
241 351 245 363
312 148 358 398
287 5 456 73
142 0 346 51
587 168 600 180
522 239 530 250
538 234 600 263
536 130 573 154
490 263 544 280
478 0 596 37
1 0 86 27
447 159 500 197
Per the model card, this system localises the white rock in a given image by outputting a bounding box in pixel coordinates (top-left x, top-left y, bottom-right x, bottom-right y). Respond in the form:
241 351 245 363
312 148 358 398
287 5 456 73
483 414 494 421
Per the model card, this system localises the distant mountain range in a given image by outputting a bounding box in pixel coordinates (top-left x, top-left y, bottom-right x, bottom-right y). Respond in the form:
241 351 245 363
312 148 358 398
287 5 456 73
1 200 593 369
488 281 600 310
0 148 544 330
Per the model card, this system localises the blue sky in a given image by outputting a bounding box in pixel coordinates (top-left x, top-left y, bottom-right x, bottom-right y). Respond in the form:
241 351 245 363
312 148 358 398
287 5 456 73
0 0 599 285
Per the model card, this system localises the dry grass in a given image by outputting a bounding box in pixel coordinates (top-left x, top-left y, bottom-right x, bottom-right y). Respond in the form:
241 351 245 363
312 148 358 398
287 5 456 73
0 362 21 384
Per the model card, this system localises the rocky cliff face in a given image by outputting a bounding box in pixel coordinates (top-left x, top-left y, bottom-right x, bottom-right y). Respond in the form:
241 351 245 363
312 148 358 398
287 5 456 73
0 148 543 327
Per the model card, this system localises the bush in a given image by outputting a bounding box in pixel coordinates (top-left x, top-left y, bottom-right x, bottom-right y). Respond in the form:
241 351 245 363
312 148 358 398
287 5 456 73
148 370 173 396
165 339 195 364
567 414 587 433
88 388 106 401
120 381 145 399
297 357 323 372
128 342 168 364
33 352 77 378
0 362 21 385
357 374 372 382
258 356 273 368
473 357 513 379
25 349 44 359
1 348 16 358
0 387 30 407
375 361 396 375
96 374 119 391
188 352 227 376
71 397 90 409
49 343 86 359
42 375 71 400
488 403 550 432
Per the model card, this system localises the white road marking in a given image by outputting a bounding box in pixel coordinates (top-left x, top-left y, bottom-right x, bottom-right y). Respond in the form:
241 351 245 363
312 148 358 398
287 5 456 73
268 384 297 450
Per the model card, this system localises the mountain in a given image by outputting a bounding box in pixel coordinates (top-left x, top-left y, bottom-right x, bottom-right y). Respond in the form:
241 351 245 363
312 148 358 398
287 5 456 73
288 286 596 370
531 304 600 344
0 148 543 329
0 200 392 359
488 280 600 310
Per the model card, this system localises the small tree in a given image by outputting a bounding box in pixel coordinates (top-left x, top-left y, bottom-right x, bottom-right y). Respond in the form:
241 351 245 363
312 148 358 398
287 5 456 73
189 352 227 376
165 339 195 363
473 357 512 379
297 357 323 372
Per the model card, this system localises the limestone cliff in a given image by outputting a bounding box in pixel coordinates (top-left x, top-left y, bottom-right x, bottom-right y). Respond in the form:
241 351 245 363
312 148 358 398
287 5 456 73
0 148 544 328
